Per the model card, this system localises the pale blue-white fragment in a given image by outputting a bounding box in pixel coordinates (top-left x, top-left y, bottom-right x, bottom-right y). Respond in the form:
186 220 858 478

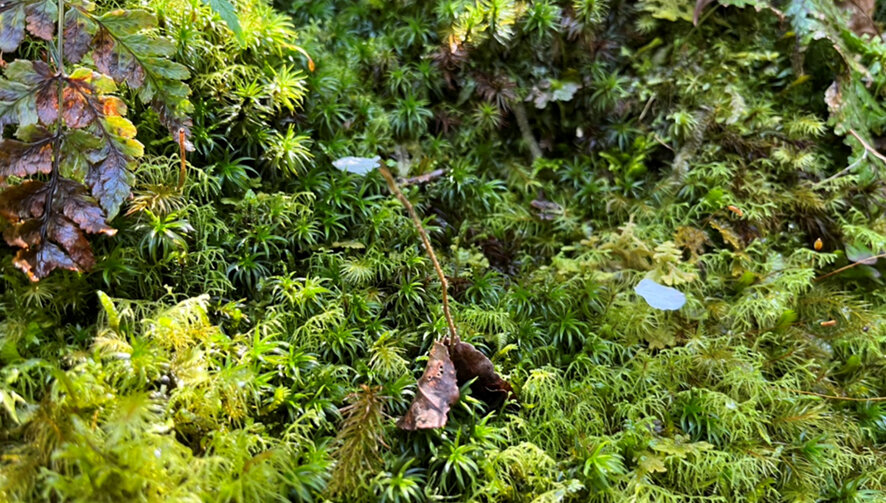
634 278 686 311
333 156 380 175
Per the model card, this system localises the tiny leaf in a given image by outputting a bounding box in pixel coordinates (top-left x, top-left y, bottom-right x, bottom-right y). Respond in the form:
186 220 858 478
332 156 380 175
203 0 242 40
0 3 26 53
635 278 687 311
846 243 878 265
97 291 120 330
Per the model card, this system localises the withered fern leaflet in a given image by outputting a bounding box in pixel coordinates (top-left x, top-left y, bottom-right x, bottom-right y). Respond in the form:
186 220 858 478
0 0 191 279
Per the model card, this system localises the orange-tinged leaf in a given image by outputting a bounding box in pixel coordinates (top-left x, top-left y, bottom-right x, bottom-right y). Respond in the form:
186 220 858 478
102 96 126 117
62 86 96 128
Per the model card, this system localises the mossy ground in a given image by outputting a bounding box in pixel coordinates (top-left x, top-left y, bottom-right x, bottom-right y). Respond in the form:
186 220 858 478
2 0 886 501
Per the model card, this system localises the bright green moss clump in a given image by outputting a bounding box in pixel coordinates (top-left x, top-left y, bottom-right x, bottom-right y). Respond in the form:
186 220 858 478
2 0 886 501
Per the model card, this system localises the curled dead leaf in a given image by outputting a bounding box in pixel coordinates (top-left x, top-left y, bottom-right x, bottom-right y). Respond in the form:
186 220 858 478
449 340 515 409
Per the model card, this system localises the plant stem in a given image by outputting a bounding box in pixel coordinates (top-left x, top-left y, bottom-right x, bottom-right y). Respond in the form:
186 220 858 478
57 0 64 70
814 252 886 281
786 389 886 401
848 128 886 164
177 128 187 189
511 100 542 162
379 166 459 346
42 0 66 242
814 150 867 187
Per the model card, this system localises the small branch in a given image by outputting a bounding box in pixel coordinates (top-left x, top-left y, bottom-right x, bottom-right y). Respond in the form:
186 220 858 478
379 166 459 346
400 169 446 187
848 128 886 165
786 389 886 402
511 100 542 162
814 252 886 281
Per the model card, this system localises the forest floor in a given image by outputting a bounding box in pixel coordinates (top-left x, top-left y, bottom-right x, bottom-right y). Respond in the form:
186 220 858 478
2 0 886 502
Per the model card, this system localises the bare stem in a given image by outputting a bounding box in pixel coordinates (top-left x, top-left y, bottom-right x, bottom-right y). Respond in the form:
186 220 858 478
815 252 886 281
814 150 867 187
786 389 886 402
379 166 459 345
511 100 542 162
848 128 886 164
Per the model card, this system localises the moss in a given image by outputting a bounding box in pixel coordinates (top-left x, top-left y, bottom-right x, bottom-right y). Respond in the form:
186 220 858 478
2 0 886 501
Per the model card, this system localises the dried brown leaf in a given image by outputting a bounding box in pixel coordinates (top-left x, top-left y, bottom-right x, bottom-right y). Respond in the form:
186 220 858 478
0 136 52 179
50 215 94 269
397 342 459 430
24 0 56 40
0 180 47 222
92 28 146 88
14 242 79 281
64 12 93 63
450 340 514 409
58 179 115 235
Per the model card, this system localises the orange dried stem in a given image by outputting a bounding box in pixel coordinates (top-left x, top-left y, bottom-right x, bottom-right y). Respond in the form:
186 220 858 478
379 166 459 345
177 128 187 190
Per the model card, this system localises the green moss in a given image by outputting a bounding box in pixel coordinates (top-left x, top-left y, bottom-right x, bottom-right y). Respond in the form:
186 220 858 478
2 0 886 501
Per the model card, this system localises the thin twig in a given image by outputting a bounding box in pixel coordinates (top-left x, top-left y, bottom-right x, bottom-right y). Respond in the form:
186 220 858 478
848 128 886 164
815 252 886 281
511 100 542 162
814 150 866 187
401 168 446 187
786 389 886 402
379 166 459 346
